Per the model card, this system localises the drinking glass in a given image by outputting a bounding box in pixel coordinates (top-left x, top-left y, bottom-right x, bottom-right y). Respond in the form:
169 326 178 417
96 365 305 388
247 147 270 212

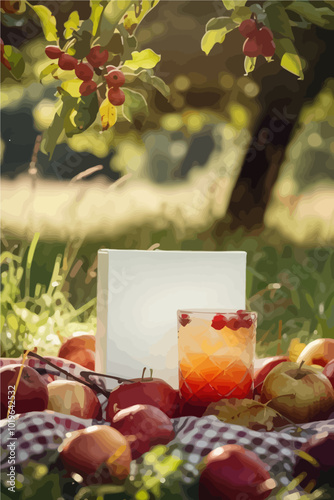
178 310 257 405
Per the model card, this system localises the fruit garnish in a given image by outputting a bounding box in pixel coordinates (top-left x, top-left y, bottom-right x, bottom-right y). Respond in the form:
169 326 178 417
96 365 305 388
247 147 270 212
179 313 190 327
211 314 227 330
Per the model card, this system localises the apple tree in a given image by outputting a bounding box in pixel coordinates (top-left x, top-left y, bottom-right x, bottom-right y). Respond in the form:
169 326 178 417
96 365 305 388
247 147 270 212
202 1 334 77
1 0 170 159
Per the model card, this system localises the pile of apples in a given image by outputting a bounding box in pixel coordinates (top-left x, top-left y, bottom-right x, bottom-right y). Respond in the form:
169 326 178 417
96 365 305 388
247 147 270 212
254 338 334 424
1 335 334 499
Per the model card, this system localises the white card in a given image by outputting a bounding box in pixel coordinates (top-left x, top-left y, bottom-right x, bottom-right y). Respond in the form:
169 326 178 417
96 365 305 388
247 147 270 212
96 250 246 388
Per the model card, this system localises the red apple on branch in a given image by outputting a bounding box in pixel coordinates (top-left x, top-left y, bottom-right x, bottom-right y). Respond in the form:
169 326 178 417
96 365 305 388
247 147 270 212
261 361 334 423
0 364 49 418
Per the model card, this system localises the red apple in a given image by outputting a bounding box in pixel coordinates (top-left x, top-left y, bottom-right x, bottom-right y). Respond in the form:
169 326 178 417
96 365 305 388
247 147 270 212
199 445 276 500
261 362 334 423
293 431 334 490
47 380 101 419
60 425 131 483
106 372 179 420
59 334 95 359
0 364 49 418
111 404 175 458
254 356 289 395
297 338 334 367
61 348 95 370
323 359 334 389
238 19 257 39
86 45 108 68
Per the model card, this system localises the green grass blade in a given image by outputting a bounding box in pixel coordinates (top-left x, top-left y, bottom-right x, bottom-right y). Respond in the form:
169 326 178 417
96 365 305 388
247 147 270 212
25 232 40 298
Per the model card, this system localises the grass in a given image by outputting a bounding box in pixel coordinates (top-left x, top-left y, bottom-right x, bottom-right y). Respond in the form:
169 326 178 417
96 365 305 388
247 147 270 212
1 232 334 499
1 233 96 358
1 230 334 359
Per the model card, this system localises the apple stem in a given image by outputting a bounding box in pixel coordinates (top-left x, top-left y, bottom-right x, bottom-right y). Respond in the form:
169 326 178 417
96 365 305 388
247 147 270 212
299 360 305 371
141 367 154 381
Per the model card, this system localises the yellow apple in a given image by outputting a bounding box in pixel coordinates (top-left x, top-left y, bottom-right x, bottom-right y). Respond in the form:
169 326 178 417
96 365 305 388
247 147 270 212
47 380 101 419
297 338 334 367
261 361 334 423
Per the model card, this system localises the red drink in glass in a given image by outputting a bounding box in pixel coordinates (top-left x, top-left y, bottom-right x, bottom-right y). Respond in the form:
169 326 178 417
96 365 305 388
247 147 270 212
178 310 256 406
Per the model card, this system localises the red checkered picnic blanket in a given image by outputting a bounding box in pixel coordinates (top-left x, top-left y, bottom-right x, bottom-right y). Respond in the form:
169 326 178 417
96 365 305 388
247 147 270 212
1 356 333 497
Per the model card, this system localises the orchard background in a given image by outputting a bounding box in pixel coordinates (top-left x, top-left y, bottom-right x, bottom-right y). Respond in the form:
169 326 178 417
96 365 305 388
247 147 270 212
1 0 334 360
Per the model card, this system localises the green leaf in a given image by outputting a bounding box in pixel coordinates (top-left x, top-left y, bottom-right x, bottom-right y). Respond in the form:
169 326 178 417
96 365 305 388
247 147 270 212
31 4 58 42
275 38 304 79
122 33 137 61
231 6 252 24
3 45 25 79
202 15 237 55
99 0 133 47
206 16 236 31
61 79 82 98
39 62 58 81
281 52 304 79
123 0 160 33
147 75 170 100
64 11 80 39
124 49 161 70
250 3 267 24
90 1 104 36
223 1 247 10
65 93 99 137
244 56 256 75
41 91 77 159
122 88 148 125
286 2 334 30
264 2 294 40
305 293 314 309
135 70 170 99
71 21 92 59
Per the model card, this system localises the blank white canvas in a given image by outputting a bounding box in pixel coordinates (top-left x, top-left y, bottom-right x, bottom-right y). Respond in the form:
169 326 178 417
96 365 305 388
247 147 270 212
96 249 246 388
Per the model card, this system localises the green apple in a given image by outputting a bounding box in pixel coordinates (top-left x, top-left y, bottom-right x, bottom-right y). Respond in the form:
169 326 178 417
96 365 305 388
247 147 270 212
260 361 334 424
